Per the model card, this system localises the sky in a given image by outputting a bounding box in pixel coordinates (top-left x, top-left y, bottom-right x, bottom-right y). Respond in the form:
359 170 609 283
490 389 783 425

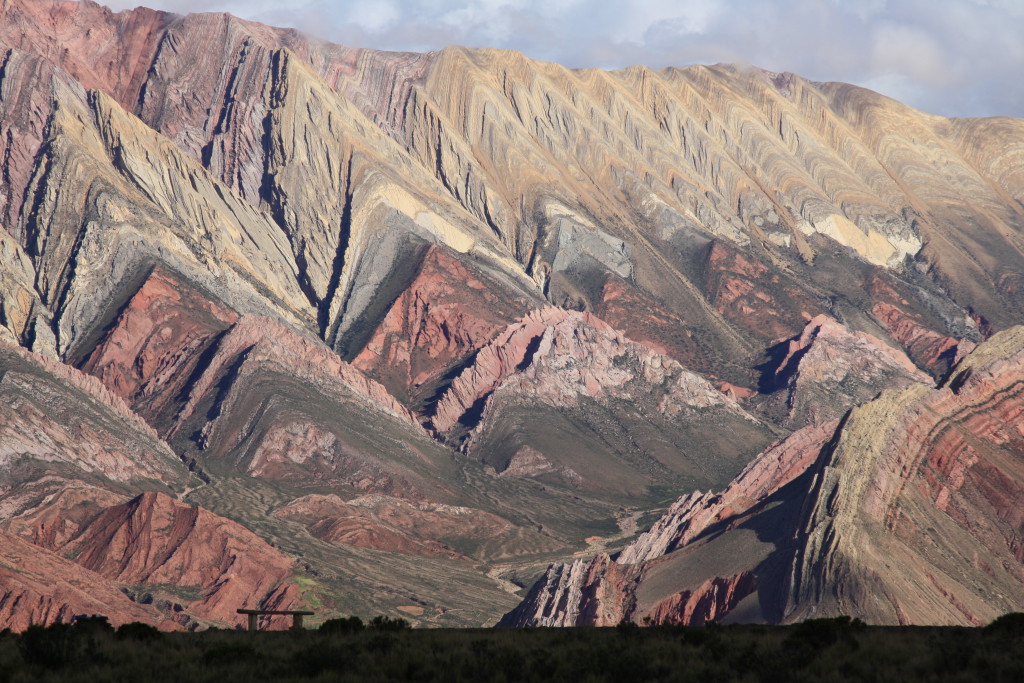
101 0 1024 118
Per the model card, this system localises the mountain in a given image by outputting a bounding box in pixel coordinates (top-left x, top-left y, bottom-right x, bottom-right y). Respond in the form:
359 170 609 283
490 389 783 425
0 340 298 629
1 0 1023 628
502 328 1024 626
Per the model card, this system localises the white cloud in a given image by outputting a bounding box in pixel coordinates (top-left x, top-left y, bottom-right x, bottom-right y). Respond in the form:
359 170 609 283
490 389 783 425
871 22 951 86
349 1 399 32
612 0 723 44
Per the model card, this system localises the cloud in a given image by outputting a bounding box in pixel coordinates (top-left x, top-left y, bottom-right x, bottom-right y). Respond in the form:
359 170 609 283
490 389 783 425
871 23 952 87
349 1 399 32
99 0 1024 117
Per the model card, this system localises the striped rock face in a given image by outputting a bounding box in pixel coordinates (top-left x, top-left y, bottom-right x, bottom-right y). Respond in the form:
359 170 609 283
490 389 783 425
505 329 1024 626
2 0 1024 630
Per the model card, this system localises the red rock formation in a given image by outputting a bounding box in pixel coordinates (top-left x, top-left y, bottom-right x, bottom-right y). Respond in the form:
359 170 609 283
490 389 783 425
164 314 473 504
2 490 301 630
508 327 1024 627
429 307 777 495
429 307 602 435
61 492 299 625
596 275 720 378
762 314 933 426
351 245 534 404
647 573 756 626
78 267 238 426
703 240 824 344
868 275 968 374
0 529 172 631
72 270 437 494
0 0 168 106
431 307 750 436
4 485 126 550
173 315 419 438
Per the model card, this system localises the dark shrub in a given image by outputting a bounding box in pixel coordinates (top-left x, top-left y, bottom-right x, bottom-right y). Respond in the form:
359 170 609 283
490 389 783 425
985 612 1024 636
368 615 410 631
319 616 364 634
19 623 75 669
202 643 258 666
680 627 710 646
117 622 162 641
615 619 639 636
71 614 114 634
788 616 863 649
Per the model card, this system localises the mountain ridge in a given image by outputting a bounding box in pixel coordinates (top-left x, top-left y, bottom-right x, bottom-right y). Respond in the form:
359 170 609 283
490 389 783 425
1 0 1023 629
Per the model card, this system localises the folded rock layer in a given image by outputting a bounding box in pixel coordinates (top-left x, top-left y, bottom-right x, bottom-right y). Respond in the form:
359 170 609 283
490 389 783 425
504 329 1024 626
2 0 1024 630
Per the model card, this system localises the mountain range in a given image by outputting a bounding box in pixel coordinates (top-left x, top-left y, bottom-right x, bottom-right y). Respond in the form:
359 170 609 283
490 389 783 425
1 0 1023 629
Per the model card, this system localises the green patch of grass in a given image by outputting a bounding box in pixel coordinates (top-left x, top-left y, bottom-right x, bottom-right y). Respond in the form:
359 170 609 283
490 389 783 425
124 583 205 603
289 576 323 611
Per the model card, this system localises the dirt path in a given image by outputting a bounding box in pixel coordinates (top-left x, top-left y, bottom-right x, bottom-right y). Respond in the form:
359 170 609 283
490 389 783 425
486 566 523 594
485 508 647 596
574 508 644 557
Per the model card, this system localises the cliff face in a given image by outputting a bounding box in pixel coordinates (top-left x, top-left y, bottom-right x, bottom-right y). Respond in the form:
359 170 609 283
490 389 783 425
163 313 449 498
506 329 1024 626
350 245 538 406
786 326 1024 625
389 50 1019 373
76 267 239 427
3 0 1010 386
3 0 1024 630
63 492 299 625
7 491 300 628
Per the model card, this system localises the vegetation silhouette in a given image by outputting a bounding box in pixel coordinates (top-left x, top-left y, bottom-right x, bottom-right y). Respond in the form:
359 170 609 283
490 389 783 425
0 614 1022 682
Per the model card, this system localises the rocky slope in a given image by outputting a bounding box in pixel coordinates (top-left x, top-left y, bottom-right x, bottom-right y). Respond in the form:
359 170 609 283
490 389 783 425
2 0 1024 630
3 0 1013 385
56 492 298 626
0 529 173 632
0 340 188 507
386 49 1017 384
7 491 300 629
0 341 301 629
431 307 779 494
757 314 934 426
350 245 538 406
504 328 1024 626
